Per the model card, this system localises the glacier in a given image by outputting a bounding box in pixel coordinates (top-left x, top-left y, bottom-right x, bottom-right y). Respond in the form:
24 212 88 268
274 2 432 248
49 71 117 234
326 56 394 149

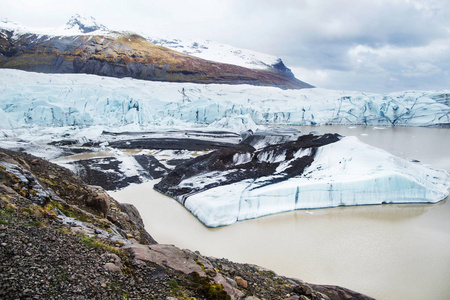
0 69 449 130
0 69 448 227
155 133 450 227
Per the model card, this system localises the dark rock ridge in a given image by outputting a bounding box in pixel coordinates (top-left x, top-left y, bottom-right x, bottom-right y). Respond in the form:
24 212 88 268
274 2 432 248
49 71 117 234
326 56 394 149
271 59 296 77
106 137 239 151
0 25 312 89
155 133 342 204
69 155 170 191
0 147 374 299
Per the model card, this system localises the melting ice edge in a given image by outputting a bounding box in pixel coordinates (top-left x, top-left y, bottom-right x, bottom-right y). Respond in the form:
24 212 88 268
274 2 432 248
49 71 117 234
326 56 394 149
155 129 450 227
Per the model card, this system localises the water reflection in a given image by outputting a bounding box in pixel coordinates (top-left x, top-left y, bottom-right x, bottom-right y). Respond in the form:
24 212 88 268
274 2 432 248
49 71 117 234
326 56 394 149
300 200 448 222
283 125 450 171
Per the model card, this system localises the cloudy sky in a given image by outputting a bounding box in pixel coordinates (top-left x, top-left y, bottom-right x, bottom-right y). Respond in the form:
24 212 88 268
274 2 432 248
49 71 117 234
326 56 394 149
1 0 449 92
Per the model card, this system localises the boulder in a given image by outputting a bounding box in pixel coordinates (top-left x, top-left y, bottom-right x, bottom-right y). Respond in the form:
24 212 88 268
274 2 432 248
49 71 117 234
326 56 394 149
103 262 121 273
235 276 248 289
293 283 313 296
124 243 245 299
123 244 213 276
86 186 110 217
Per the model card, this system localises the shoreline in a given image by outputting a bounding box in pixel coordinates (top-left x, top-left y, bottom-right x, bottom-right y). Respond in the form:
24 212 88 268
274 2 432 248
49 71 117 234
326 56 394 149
0 147 375 300
109 179 450 300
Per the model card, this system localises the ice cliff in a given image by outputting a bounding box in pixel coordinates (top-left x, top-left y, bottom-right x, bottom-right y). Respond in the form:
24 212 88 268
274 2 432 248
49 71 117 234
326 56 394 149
155 131 450 227
0 69 448 130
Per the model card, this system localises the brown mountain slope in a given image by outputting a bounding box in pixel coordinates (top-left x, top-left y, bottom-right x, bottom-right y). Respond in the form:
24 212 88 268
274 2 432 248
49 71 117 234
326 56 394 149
0 31 312 89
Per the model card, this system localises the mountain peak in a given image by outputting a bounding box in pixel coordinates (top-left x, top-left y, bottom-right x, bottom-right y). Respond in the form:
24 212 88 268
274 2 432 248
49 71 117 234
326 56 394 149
1 18 15 25
64 14 107 33
0 18 23 31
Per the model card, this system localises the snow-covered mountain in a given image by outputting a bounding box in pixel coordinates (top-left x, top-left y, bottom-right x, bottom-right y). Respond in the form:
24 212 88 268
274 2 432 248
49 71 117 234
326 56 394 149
64 14 108 34
147 36 294 75
0 69 448 130
0 14 295 74
0 15 310 89
0 14 111 37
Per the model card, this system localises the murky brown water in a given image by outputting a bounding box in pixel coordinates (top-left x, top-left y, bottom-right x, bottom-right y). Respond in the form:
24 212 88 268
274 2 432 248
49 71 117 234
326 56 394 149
109 126 450 300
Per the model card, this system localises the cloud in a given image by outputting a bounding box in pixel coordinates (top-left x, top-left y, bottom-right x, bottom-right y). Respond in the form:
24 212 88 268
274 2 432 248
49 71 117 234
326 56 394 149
290 34 450 92
268 0 450 92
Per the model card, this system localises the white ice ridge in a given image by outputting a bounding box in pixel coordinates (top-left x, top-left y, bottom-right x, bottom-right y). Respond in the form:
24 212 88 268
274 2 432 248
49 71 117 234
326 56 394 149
0 69 449 130
183 136 450 227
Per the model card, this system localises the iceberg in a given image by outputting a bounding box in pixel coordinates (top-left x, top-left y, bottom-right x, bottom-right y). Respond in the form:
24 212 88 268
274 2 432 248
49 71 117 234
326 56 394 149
155 133 450 227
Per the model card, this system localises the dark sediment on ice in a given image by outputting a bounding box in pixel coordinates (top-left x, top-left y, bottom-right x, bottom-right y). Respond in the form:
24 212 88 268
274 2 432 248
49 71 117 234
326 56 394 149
155 133 341 204
69 155 169 190
106 138 239 151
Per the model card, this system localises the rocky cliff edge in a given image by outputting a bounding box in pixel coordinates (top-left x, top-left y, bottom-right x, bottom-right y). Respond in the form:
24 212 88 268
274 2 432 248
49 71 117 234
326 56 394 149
0 148 373 299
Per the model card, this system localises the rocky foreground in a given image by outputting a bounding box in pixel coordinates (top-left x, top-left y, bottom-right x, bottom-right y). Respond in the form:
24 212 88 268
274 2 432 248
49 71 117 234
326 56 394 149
0 148 374 300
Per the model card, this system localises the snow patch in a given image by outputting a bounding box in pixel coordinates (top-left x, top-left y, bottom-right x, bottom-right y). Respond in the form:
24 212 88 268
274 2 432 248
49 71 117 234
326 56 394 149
233 153 253 165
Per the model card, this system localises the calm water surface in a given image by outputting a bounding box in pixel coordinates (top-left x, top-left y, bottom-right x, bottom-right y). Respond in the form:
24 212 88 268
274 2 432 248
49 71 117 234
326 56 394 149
109 126 450 300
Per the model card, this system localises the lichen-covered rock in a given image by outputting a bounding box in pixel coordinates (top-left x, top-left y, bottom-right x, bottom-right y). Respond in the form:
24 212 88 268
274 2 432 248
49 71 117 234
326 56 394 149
0 148 156 245
123 243 246 299
123 244 213 276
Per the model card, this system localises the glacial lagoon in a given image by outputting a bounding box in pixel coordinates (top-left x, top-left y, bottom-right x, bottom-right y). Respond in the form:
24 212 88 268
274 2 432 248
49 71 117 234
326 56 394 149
110 125 450 300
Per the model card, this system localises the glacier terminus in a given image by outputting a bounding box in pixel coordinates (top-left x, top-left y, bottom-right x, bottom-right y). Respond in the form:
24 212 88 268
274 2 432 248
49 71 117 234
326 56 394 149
0 69 448 129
